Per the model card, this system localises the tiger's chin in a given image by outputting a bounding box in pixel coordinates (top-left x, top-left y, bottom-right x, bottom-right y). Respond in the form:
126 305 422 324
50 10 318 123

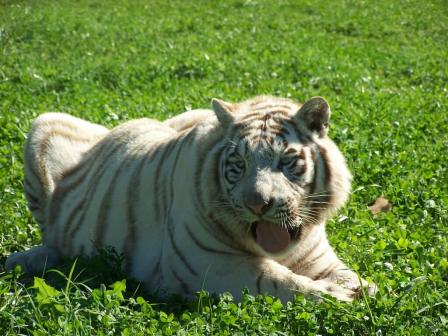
250 220 301 255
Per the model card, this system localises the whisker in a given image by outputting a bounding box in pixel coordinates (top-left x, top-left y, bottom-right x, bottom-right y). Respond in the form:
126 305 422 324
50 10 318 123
307 201 333 206
303 193 332 199
298 207 328 212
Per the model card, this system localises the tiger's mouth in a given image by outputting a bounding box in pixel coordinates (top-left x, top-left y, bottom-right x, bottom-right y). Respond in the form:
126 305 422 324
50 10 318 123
250 220 301 254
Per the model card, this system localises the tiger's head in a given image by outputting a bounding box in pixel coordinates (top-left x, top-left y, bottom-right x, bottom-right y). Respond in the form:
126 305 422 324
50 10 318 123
212 96 351 255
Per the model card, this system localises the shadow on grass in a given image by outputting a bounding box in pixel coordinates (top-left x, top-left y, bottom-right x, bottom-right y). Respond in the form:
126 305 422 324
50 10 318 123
1 247 215 315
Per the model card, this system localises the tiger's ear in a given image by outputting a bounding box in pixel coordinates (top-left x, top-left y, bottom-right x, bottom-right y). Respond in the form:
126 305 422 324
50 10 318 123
295 96 331 137
212 98 235 127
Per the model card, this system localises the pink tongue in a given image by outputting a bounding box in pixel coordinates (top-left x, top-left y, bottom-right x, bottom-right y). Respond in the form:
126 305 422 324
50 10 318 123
255 221 291 253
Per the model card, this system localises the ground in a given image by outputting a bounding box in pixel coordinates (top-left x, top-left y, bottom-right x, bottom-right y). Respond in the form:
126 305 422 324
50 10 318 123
0 0 447 335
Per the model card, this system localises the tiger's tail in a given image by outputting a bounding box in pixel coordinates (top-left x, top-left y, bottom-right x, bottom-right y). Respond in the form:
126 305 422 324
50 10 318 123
24 113 109 228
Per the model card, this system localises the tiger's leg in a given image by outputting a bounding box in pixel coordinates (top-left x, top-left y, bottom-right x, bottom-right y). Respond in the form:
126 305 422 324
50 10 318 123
294 241 377 296
252 259 358 302
316 267 378 296
5 245 60 274
164 256 357 302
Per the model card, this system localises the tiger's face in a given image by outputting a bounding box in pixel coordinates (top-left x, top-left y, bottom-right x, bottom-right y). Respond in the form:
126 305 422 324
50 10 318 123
213 96 350 255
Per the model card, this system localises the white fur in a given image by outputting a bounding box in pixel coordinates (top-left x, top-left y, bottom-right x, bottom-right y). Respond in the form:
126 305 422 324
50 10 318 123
6 96 376 302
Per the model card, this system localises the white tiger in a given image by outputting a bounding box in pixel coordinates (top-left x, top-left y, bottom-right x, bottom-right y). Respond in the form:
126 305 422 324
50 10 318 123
6 95 376 302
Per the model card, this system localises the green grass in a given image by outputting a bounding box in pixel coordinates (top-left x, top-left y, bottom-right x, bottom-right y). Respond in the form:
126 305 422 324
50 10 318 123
1 0 447 334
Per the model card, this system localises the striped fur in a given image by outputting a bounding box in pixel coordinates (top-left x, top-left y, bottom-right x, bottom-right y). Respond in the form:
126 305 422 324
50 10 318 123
6 96 376 302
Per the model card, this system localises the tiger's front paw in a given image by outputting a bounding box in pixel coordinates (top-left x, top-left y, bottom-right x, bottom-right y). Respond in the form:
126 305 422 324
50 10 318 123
327 269 377 297
312 279 357 302
355 280 378 297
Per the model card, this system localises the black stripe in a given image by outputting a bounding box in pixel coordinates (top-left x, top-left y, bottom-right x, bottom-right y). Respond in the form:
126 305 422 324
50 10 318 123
24 154 44 188
238 116 266 125
60 121 152 254
150 260 161 280
35 133 54 190
94 160 130 247
261 114 269 131
256 271 265 294
267 123 285 133
123 147 154 268
317 145 332 184
210 211 248 252
185 224 242 256
28 204 39 211
227 167 241 175
317 144 333 204
239 127 261 137
193 129 247 252
301 248 329 271
49 138 107 230
171 266 190 294
24 177 39 194
164 133 189 250
62 141 124 253
209 149 249 251
285 119 312 144
153 138 177 223
193 211 243 252
240 110 290 123
307 148 328 224
192 137 223 224
195 208 246 253
292 148 307 179
240 112 265 121
309 148 319 196
168 134 186 204
24 188 39 205
313 264 337 280
194 137 223 212
182 127 197 146
94 139 149 248
275 132 288 149
167 216 198 276
272 280 278 291
265 109 290 116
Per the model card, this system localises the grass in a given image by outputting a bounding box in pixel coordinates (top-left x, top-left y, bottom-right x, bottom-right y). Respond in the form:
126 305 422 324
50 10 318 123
0 0 447 334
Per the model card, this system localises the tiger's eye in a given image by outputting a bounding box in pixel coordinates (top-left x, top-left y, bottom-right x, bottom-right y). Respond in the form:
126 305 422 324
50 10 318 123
278 156 298 170
225 155 246 182
234 159 245 169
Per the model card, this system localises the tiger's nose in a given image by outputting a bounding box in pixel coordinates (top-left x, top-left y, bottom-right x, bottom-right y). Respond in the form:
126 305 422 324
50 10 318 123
244 192 273 215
